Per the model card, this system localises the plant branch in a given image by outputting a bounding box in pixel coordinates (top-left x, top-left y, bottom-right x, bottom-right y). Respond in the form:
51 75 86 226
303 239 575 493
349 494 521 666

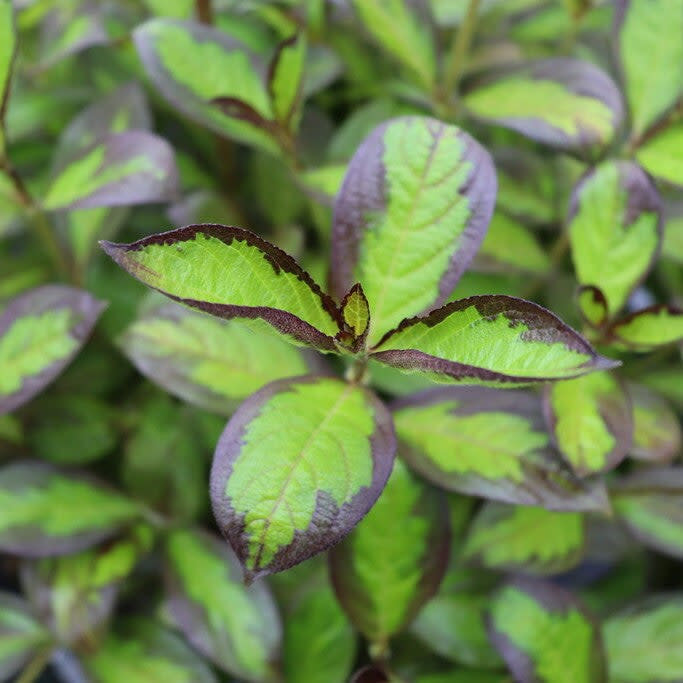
16 646 54 683
195 0 213 24
444 0 481 97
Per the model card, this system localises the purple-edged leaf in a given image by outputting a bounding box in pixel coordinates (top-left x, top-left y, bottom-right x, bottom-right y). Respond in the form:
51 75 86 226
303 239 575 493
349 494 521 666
164 528 281 681
393 387 609 511
615 0 683 138
43 131 179 211
576 286 609 329
489 578 606 683
210 375 396 581
101 225 343 353
119 303 316 416
0 461 141 557
627 383 681 464
134 19 278 154
609 305 683 351
463 502 585 575
0 592 51 681
463 58 623 152
329 458 449 645
350 666 392 683
568 161 663 318
0 285 105 415
612 468 683 559
330 116 497 346
337 283 371 352
543 372 633 476
371 295 617 386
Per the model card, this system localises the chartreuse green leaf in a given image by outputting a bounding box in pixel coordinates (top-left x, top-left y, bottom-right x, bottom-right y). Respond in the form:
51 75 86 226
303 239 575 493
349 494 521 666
463 59 622 151
463 503 585 575
577 286 609 329
569 161 662 317
489 578 606 683
0 592 51 681
635 123 683 186
338 283 371 351
417 673 508 683
617 0 683 138
627 383 681 464
330 116 497 346
101 225 343 353
268 33 306 129
329 459 449 647
43 131 178 211
164 528 280 681
393 387 609 510
610 305 683 351
83 619 217 683
20 525 153 644
476 213 550 274
0 285 105 415
281 565 356 683
134 19 277 153
0 462 141 556
211 375 395 580
372 295 617 385
0 0 15 153
351 0 437 91
604 596 683 683
120 303 312 415
613 468 683 559
543 372 632 476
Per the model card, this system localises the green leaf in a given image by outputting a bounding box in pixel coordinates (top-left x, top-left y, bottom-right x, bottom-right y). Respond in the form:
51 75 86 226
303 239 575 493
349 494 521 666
119 303 313 415
412 592 502 669
0 592 51 681
164 528 280 681
268 33 306 129
613 468 683 559
489 578 606 683
83 619 217 683
609 305 683 351
43 131 179 211
329 459 449 645
463 502 585 575
282 567 356 683
330 116 497 346
0 461 140 556
393 387 609 511
351 0 437 91
25 394 117 465
339 283 371 351
0 285 105 415
627 382 681 464
210 375 395 580
568 161 662 317
20 525 153 644
372 295 617 385
0 0 16 146
134 18 277 154
616 0 683 138
122 394 204 523
543 372 632 476
604 595 683 683
101 225 343 353
635 122 683 186
463 59 622 152
476 213 550 275
576 286 609 329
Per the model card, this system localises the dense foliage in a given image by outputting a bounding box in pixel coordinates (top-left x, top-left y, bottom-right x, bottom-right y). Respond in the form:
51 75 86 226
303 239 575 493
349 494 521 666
0 1 682 682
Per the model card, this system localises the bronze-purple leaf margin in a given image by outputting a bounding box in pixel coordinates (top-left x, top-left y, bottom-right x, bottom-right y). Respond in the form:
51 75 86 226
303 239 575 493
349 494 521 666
0 285 106 415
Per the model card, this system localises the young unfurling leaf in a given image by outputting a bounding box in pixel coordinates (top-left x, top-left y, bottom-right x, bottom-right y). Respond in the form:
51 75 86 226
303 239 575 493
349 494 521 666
0 285 105 414
609 305 683 351
393 387 609 511
371 295 617 385
338 283 370 351
329 459 449 647
463 59 623 152
210 376 395 581
568 161 662 318
101 224 343 352
330 116 497 345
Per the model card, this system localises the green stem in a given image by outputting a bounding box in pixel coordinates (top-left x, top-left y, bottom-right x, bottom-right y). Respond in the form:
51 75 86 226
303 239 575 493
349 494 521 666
443 0 481 98
16 646 54 683
0 156 70 280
